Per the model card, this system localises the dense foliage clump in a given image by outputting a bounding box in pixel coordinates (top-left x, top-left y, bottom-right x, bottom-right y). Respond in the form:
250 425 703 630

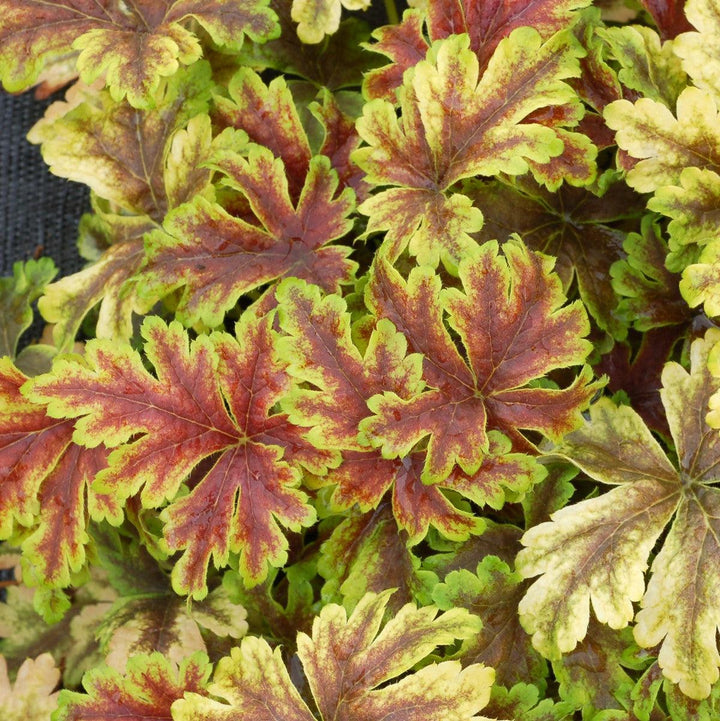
1 0 720 718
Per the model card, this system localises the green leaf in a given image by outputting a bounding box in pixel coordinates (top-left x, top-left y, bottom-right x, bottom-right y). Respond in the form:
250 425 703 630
0 259 56 362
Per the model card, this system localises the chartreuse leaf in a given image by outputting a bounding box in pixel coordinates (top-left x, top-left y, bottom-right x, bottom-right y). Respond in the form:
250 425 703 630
0 359 109 606
141 149 355 327
354 29 590 267
175 591 495 721
26 314 331 599
519 328 720 700
0 653 60 720
673 0 720 102
362 239 596 482
0 258 56 364
598 24 687 106
291 0 370 44
55 652 210 720
277 278 542 542
28 63 218 350
0 0 278 107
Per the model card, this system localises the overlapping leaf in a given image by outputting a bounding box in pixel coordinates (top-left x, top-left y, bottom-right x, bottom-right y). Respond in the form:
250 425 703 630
140 149 356 327
174 590 494 721
0 358 109 600
354 29 591 267
467 177 644 337
28 64 217 348
361 240 597 482
26 314 331 598
0 0 278 106
518 328 720 700
277 278 543 541
363 0 591 102
55 652 210 721
432 556 547 690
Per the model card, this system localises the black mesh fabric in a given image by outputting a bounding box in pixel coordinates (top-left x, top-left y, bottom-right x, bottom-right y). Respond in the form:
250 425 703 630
0 90 90 278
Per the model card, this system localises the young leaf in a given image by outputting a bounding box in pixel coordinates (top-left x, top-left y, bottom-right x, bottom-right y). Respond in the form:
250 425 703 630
362 240 597 481
141 150 355 327
673 0 720 100
354 30 588 267
175 591 494 721
0 0 278 106
55 652 210 721
291 0 370 44
0 653 60 720
26 314 330 599
518 329 720 700
0 259 57 362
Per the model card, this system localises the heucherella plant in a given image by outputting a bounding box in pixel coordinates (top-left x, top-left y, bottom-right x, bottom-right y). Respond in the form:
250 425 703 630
3 0 720 718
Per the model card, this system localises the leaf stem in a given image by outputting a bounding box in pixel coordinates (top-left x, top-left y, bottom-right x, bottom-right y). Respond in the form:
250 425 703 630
384 0 400 25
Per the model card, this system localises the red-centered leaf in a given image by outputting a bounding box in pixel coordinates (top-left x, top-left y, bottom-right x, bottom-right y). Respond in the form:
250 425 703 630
213 68 311 201
26 314 330 599
140 150 356 327
175 592 492 721
466 177 644 337
0 358 108 592
639 0 692 40
363 0 591 102
54 652 210 721
0 0 278 106
277 279 543 542
361 240 597 482
355 30 588 267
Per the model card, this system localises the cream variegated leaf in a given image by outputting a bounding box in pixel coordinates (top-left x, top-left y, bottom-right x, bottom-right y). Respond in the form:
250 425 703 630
519 329 720 700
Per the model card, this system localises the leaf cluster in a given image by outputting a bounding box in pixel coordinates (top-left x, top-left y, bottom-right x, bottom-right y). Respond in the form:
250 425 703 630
1 0 720 719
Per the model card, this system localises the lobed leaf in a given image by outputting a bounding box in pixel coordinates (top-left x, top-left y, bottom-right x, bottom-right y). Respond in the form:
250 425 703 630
520 329 720 699
0 653 60 720
355 30 589 267
176 591 494 721
27 314 329 598
362 239 596 481
55 652 210 720
0 0 278 106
